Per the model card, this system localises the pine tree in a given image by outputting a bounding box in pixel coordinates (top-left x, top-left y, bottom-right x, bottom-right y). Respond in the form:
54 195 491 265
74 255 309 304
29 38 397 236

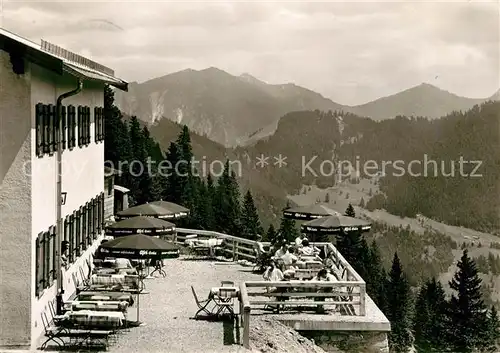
264 224 277 243
335 230 362 268
324 193 330 203
277 203 298 245
345 203 355 217
367 241 386 312
413 277 447 352
447 249 489 352
359 197 365 208
128 116 152 204
213 161 242 236
386 252 413 353
163 142 182 203
240 190 263 240
485 306 500 352
204 174 216 230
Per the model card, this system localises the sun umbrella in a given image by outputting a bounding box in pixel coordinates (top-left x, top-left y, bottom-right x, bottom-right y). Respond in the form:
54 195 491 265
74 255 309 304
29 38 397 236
149 201 189 218
116 202 187 220
97 233 181 259
301 215 372 234
106 216 176 236
283 203 342 220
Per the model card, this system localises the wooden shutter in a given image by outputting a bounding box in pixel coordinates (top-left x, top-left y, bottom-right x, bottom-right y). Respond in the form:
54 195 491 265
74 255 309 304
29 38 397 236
100 107 105 141
77 106 83 147
50 105 57 152
42 105 50 154
35 234 42 296
50 226 57 282
44 231 50 289
61 106 67 150
86 107 91 144
69 214 75 263
68 105 76 148
82 204 87 250
35 103 44 157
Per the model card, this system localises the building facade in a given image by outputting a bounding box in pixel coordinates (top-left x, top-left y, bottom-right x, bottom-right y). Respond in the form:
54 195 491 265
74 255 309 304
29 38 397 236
0 28 127 349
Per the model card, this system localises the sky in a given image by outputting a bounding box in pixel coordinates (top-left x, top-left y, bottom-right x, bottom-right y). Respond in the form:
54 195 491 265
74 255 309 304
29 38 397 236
1 0 499 105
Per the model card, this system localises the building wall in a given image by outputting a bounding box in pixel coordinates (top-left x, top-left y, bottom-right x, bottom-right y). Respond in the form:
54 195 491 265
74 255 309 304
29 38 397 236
0 51 33 349
29 64 106 347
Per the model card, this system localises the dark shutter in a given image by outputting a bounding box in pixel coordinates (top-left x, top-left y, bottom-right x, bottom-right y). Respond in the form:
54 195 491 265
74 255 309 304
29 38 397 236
42 105 50 154
69 214 75 263
51 226 57 281
68 105 76 149
44 231 50 289
35 235 41 296
77 106 83 147
35 103 44 157
94 107 98 143
87 107 91 144
61 106 67 150
50 105 57 151
100 107 105 141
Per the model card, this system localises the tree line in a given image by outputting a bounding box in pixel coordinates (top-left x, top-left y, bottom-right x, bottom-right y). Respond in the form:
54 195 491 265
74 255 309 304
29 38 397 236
104 86 499 352
339 208 499 352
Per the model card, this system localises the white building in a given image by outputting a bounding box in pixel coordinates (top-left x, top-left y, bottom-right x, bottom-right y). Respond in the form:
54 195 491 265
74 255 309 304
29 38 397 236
0 28 127 349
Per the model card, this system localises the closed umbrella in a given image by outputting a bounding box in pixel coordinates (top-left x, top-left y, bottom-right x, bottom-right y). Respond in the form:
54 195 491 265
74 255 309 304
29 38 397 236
106 216 175 236
283 203 341 220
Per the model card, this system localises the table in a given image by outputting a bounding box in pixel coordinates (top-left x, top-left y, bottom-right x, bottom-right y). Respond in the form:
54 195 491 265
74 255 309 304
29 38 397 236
64 310 125 328
71 301 129 312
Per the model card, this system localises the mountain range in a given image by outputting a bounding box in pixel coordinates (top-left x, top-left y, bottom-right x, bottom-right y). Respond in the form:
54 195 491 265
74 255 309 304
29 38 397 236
115 67 499 147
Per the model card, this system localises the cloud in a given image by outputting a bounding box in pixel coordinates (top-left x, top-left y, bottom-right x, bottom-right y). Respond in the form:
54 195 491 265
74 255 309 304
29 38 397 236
1 0 498 104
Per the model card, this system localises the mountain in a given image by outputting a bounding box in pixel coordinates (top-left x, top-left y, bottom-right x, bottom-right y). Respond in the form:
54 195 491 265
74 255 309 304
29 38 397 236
115 68 343 147
346 83 488 121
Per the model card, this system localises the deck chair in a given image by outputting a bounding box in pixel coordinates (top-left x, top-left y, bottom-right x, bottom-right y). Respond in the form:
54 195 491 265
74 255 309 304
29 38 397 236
79 267 91 287
149 260 166 278
191 286 213 319
48 298 66 323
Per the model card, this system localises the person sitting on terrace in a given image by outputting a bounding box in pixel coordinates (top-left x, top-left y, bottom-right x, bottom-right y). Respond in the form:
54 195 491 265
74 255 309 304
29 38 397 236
298 239 321 258
263 260 284 283
274 243 288 258
324 250 339 272
295 233 308 248
280 245 298 266
311 268 337 313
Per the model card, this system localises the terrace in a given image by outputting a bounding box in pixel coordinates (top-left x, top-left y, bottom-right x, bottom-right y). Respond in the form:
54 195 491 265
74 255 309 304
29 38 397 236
38 229 389 352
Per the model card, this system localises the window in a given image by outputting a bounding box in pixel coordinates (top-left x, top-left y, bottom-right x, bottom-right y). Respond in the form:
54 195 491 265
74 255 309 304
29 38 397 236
95 107 104 142
78 106 91 147
68 105 76 149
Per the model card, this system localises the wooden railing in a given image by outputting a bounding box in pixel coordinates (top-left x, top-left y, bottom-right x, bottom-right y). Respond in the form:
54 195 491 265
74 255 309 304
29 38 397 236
175 228 367 349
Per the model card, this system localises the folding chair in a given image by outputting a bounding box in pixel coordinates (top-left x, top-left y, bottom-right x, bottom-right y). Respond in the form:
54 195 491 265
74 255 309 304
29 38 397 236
191 286 213 319
48 298 66 323
149 260 166 278
40 312 66 350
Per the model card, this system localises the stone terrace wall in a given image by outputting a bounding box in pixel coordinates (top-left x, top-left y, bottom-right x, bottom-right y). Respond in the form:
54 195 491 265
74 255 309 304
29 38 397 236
300 331 389 353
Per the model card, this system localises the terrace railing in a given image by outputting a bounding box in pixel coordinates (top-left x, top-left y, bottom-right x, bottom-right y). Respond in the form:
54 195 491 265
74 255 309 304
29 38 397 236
175 228 367 349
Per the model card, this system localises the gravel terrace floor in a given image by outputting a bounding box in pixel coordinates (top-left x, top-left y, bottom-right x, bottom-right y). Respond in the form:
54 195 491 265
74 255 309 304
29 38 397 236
107 257 260 353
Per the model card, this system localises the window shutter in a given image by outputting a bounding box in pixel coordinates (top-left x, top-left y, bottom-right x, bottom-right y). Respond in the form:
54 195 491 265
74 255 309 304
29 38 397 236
68 105 76 148
42 105 50 154
35 103 44 157
77 106 83 147
69 214 75 263
94 107 98 143
50 226 57 281
35 234 41 297
87 107 91 144
75 210 81 256
50 105 57 151
44 231 50 289
100 107 105 141
61 106 67 150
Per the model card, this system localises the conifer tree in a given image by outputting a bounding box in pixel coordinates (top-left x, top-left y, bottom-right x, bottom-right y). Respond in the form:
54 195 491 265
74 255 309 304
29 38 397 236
129 116 152 204
485 306 500 352
263 224 277 243
324 193 330 203
204 174 216 230
386 252 413 353
335 230 362 268
413 277 447 351
359 197 365 208
240 190 263 240
213 161 242 236
367 240 387 312
447 249 489 352
163 142 182 203
345 203 355 217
